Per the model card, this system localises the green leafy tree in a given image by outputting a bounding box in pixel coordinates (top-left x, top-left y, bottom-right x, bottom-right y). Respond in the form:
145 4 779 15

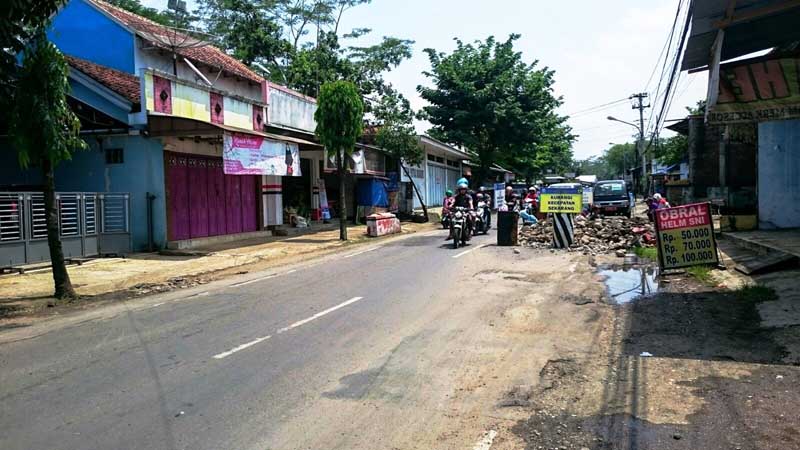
197 0 291 75
314 80 364 241
107 0 195 28
371 88 427 219
654 134 687 167
418 35 573 186
0 0 66 103
603 142 637 179
10 36 88 301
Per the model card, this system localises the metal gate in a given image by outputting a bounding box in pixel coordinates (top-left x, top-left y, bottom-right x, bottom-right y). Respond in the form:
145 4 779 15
0 192 131 268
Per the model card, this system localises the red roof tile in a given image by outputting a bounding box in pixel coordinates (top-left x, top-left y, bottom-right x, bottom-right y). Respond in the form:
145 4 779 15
65 55 141 104
88 0 264 84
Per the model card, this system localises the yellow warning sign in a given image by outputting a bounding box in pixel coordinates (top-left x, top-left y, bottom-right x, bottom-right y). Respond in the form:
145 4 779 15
540 187 583 214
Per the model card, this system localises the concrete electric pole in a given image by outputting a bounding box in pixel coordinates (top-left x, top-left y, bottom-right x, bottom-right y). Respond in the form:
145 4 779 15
631 93 649 195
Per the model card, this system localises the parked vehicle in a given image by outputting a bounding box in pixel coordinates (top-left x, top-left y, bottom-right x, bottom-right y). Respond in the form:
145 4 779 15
592 180 632 218
449 207 472 249
474 200 490 235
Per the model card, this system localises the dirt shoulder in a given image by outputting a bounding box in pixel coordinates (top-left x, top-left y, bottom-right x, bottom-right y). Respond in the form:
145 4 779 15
0 221 437 324
511 261 800 450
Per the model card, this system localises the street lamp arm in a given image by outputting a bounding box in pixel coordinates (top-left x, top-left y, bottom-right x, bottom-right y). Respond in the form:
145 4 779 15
607 116 641 133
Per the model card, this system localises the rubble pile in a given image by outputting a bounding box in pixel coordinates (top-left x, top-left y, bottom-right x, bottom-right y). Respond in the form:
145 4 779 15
519 215 656 255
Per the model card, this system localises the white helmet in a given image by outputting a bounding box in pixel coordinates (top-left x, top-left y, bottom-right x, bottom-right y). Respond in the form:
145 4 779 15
653 193 662 200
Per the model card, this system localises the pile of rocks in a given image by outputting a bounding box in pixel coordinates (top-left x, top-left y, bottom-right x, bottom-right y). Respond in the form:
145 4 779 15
519 215 656 255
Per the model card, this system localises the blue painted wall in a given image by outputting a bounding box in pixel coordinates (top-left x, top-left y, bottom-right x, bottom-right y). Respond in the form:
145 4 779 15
48 0 135 74
0 135 166 251
758 120 800 229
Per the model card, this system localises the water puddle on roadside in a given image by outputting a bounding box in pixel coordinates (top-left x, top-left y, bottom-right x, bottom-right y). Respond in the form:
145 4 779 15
598 262 659 304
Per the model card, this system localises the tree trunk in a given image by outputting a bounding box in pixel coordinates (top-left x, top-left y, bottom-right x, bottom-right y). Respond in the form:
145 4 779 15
42 159 76 301
336 149 348 241
399 162 428 222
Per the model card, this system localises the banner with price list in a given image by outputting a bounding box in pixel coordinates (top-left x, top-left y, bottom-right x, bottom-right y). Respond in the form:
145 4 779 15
655 202 718 270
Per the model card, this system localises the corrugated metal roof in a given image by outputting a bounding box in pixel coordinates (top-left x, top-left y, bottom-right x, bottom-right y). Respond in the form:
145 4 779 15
682 0 800 70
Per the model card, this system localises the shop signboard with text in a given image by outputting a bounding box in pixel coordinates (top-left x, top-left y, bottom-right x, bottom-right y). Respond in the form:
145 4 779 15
655 202 718 270
709 57 800 124
223 132 301 176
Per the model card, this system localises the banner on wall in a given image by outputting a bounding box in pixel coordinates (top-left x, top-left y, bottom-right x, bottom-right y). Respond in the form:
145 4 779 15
223 132 301 176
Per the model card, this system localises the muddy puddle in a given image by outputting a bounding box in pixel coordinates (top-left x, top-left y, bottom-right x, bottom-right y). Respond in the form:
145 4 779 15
598 261 659 304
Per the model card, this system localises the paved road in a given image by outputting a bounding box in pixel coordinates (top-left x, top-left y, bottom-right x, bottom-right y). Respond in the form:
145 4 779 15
0 229 512 450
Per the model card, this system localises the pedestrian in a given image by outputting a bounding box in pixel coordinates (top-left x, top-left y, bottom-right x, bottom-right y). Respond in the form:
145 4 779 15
653 193 670 209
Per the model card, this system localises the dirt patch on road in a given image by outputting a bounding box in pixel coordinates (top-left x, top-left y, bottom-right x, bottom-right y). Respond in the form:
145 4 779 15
512 271 800 450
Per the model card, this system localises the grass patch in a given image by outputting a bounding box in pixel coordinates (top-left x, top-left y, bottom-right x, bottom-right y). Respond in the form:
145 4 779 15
633 246 658 261
734 284 778 303
686 265 715 285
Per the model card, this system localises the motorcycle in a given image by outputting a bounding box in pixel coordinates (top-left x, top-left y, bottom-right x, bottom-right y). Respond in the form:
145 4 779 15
474 201 490 235
441 212 451 229
449 206 472 249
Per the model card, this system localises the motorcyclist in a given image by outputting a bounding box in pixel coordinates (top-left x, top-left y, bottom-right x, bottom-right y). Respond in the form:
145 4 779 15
442 190 455 228
475 192 491 233
452 182 475 232
442 189 454 215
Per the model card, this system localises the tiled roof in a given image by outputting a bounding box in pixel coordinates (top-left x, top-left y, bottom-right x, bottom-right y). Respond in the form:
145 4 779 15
88 0 264 84
66 55 141 104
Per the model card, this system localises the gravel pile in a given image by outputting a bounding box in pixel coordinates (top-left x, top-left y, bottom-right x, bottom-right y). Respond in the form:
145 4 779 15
519 215 656 255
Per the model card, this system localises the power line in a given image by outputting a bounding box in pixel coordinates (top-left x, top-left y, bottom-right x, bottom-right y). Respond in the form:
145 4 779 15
643 0 683 92
566 98 629 117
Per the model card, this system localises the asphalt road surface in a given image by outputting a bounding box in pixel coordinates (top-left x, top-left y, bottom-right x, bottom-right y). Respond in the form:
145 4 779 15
1 229 523 450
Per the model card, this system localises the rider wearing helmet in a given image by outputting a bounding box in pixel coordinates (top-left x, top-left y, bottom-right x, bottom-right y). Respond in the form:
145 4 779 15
453 182 473 209
442 189 455 215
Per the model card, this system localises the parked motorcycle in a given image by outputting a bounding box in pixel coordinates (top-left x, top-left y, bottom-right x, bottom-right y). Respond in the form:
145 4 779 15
449 206 471 249
474 201 490 235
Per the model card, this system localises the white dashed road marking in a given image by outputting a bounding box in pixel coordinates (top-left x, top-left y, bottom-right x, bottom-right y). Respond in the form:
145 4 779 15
343 247 378 258
213 335 272 359
212 296 364 360
452 243 488 259
231 274 277 287
277 296 364 334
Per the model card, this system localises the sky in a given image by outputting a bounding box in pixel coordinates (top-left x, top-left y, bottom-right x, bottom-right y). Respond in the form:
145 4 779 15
142 0 707 161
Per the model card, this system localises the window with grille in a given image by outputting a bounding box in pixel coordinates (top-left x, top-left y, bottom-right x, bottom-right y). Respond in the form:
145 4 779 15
105 148 124 165
0 194 23 241
101 194 128 233
29 194 47 239
84 195 97 235
58 194 80 237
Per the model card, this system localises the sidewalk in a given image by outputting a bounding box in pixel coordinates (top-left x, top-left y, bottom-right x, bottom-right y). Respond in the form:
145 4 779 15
0 220 437 319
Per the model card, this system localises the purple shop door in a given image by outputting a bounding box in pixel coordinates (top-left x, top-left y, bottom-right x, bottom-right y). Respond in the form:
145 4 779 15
241 176 258 232
225 174 243 234
207 160 226 237
166 153 190 241
188 157 209 238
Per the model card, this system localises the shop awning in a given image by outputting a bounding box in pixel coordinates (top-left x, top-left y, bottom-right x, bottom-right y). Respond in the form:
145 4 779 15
682 0 800 71
148 114 322 148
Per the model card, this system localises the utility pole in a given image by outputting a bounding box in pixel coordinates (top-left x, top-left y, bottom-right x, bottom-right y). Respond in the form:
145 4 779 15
631 93 650 196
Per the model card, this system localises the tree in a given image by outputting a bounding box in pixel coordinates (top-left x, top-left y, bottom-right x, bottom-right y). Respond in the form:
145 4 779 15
418 35 573 186
10 35 88 300
654 134 687 167
0 0 66 104
371 88 427 220
314 80 364 241
603 142 637 179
